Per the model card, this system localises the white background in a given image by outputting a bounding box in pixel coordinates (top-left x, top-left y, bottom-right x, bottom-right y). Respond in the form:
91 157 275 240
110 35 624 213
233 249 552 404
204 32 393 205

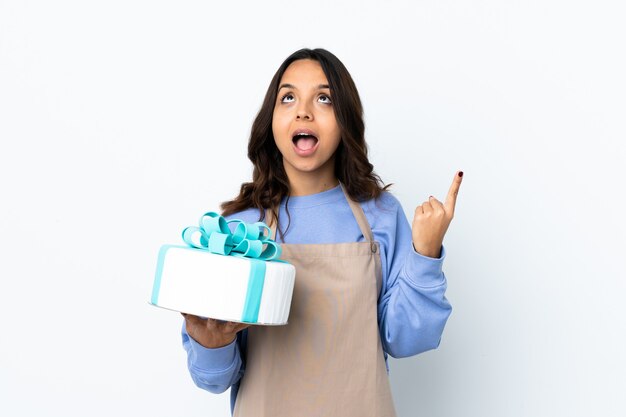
1 1 625 416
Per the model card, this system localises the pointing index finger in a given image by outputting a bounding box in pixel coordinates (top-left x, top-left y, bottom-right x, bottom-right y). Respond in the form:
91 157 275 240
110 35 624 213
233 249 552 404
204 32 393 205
444 171 463 213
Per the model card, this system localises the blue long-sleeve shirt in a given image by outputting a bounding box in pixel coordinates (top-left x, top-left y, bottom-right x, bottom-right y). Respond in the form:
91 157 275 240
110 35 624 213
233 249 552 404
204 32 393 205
182 184 452 413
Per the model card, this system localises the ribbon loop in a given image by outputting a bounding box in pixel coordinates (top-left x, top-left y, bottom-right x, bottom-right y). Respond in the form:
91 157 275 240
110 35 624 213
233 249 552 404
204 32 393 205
182 211 282 261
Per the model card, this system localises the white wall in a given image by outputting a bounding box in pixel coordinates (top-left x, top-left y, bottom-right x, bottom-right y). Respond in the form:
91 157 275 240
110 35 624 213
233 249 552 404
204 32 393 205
1 1 624 416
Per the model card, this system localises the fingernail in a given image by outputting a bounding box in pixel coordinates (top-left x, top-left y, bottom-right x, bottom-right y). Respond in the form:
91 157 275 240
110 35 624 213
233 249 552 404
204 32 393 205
458 171 464 177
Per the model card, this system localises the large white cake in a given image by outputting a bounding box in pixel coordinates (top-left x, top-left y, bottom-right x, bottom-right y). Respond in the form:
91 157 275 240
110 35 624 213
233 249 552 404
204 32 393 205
150 244 296 325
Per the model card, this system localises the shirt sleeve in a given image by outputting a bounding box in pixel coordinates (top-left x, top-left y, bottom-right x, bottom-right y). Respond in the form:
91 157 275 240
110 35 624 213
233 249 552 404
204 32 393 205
372 193 453 358
181 321 245 393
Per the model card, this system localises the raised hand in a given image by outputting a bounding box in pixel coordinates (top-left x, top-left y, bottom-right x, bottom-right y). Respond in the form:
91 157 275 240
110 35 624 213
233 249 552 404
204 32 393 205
411 171 463 258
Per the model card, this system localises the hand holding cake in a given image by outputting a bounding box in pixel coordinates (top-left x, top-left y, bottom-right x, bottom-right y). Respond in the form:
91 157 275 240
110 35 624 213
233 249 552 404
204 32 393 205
182 313 250 349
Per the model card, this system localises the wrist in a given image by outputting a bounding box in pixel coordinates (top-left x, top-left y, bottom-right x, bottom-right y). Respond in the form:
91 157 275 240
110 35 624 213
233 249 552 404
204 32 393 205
195 333 237 349
412 242 441 258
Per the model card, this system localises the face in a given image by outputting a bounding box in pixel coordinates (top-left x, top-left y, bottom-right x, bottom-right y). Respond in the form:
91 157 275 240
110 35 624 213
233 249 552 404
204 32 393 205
272 59 342 182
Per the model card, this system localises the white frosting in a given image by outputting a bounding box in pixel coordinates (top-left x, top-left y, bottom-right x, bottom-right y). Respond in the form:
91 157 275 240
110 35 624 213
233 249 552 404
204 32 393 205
154 246 295 325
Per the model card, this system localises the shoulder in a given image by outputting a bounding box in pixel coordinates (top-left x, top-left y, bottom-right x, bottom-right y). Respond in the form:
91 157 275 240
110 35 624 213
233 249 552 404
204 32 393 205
359 190 408 238
361 190 404 219
222 207 265 224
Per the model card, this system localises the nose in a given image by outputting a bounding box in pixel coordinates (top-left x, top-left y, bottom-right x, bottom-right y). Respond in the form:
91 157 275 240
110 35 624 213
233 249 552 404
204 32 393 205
296 102 313 120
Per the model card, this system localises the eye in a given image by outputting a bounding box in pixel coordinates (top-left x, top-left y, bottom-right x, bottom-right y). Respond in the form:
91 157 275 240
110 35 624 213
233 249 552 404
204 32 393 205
280 93 295 103
319 94 332 104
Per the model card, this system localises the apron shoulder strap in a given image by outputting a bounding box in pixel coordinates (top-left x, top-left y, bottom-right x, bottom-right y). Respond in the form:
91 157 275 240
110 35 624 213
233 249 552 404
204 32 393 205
339 182 375 244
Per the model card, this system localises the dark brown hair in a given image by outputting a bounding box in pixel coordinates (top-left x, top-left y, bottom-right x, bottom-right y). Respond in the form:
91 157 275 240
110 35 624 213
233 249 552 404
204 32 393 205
220 48 391 241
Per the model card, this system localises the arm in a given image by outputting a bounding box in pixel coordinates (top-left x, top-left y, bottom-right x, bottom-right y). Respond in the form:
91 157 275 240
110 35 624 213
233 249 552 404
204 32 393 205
372 193 452 358
378 240 452 357
180 210 260 393
378 171 462 357
181 320 246 393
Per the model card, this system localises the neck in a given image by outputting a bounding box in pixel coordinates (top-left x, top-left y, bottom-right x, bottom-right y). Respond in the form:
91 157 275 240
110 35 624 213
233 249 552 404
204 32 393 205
284 161 339 197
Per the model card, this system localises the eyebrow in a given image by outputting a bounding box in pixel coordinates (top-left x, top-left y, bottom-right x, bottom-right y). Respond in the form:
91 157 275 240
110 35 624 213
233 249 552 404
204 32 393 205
278 83 330 91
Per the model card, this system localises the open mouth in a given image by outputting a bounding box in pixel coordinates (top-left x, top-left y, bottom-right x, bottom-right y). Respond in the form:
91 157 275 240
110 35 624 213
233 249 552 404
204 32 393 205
292 133 319 151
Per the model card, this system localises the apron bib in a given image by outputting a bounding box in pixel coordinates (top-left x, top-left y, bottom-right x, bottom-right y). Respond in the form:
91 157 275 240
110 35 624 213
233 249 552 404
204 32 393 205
233 184 396 417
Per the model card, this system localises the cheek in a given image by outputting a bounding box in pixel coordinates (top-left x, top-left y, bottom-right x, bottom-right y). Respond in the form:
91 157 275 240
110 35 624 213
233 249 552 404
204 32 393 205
324 117 341 146
271 114 282 142
272 121 292 154
272 112 290 138
330 136 342 154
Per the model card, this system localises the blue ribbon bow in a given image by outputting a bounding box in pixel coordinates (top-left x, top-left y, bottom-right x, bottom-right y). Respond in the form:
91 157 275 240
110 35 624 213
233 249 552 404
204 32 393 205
182 212 281 261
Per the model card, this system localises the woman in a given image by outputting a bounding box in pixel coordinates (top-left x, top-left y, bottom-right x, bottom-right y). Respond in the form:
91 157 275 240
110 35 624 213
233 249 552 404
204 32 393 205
181 47 462 416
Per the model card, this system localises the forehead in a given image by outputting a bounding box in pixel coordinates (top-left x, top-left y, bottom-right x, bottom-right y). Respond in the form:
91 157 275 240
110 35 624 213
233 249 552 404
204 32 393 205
280 59 329 87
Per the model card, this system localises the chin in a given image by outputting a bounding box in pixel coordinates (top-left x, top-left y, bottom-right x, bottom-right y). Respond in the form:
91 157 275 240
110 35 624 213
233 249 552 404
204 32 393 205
285 160 321 173
293 164 322 173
